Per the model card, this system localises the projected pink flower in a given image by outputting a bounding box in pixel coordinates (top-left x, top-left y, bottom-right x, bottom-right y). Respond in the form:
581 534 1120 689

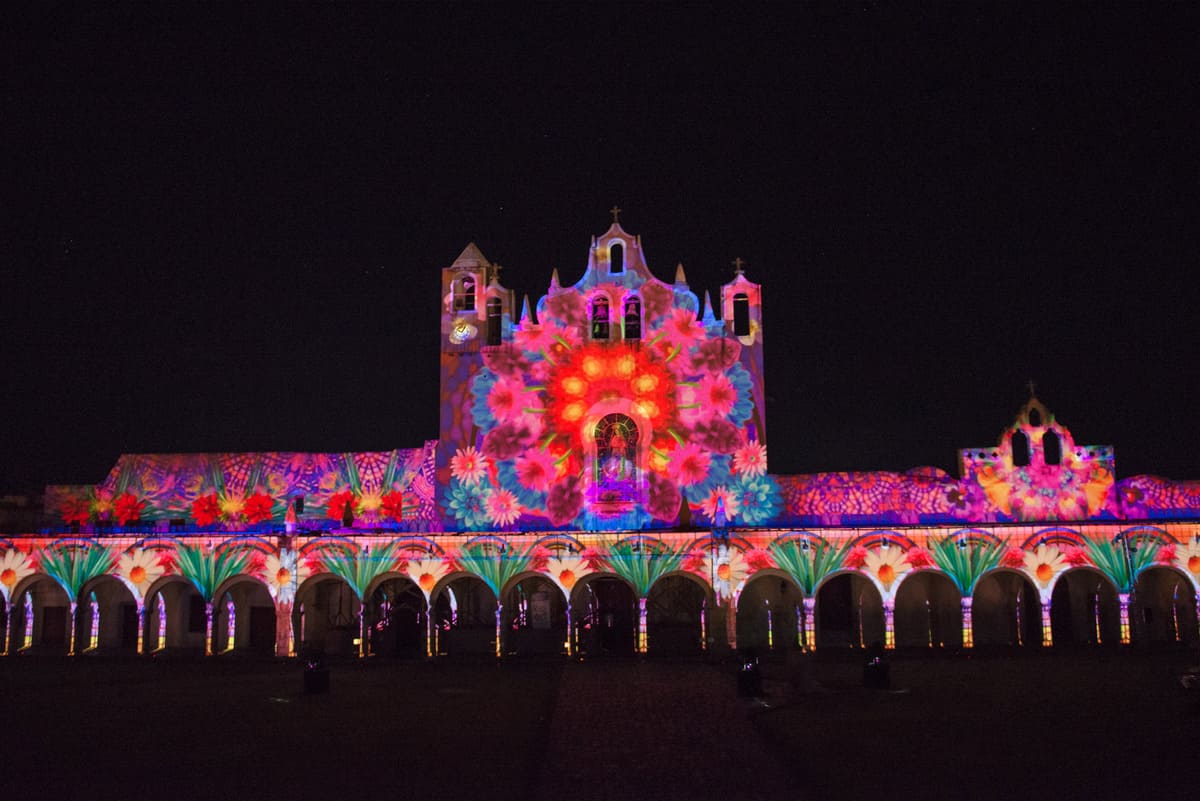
668 443 711 487
450 446 489 486
546 476 584 526
486 488 522 526
661 306 707 350
732 440 767 477
515 449 558 493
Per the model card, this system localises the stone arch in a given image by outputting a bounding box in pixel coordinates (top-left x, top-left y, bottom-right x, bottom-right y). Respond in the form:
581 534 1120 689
815 570 883 649
1049 567 1120 646
142 575 205 652
212 575 275 654
1133 566 1198 645
569 571 636 656
735 570 803 652
10 574 70 654
77 574 138 653
973 568 1042 647
500 570 568 656
893 570 962 649
365 572 427 657
294 573 360 657
646 570 713 655
429 571 498 656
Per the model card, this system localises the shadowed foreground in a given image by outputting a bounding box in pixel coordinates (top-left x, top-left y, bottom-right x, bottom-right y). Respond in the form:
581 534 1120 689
2 650 1197 800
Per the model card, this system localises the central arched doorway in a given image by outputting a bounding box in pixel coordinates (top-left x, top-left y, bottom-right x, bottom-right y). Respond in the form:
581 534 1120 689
816 573 883 649
367 576 427 657
571 574 636 656
1050 568 1120 646
973 570 1042 647
646 573 708 655
736 572 802 652
502 574 567 656
893 571 962 649
430 574 497 656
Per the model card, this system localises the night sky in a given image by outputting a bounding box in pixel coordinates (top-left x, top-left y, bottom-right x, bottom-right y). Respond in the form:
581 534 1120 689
4 6 1197 494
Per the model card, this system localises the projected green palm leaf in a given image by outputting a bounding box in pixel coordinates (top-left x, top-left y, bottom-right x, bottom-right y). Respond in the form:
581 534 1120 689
605 539 686 598
319 541 399 600
37 543 114 603
456 541 535 598
1082 534 1160 593
174 543 254 602
929 535 1005 596
769 537 853 596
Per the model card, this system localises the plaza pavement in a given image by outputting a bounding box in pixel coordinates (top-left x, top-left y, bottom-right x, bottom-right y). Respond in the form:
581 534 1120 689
535 658 796 800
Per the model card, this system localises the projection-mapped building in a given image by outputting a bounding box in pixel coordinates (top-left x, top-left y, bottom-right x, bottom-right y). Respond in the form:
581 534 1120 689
4 217 1198 659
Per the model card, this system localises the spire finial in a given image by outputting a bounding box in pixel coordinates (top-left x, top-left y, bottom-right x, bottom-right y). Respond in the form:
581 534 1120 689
1027 379 1037 399
489 263 503 285
609 205 622 224
732 257 745 275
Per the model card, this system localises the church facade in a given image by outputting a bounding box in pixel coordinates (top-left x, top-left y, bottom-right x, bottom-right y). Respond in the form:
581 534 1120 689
4 220 1199 660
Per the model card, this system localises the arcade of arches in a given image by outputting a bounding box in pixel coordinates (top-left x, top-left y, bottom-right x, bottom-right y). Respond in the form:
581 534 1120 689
4 525 1198 659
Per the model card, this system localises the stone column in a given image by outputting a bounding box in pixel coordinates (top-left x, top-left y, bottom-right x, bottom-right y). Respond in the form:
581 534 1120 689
1118 592 1131 645
67 601 77 656
205 601 214 656
274 600 293 657
1040 599 1053 647
883 599 895 649
637 597 648 654
801 597 816 652
961 597 974 649
137 600 146 655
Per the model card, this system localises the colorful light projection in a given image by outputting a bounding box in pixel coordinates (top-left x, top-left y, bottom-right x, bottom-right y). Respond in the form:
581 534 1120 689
0 523 1197 657
438 224 775 532
46 446 439 532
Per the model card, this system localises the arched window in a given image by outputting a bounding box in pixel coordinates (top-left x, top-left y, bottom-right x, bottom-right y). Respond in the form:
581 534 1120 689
453 275 477 312
595 413 639 493
732 292 750 337
624 296 641 340
610 242 624 273
591 296 610 340
1012 430 1031 467
1028 407 1042 427
486 297 503 346
1042 430 1061 465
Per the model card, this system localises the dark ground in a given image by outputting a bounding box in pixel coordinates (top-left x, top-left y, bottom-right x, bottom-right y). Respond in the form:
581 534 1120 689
1 649 1197 800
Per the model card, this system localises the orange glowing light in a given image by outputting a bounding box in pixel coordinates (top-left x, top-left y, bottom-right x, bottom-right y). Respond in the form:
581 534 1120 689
562 376 586 396
582 357 603 379
634 373 659 393
563 403 585 422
